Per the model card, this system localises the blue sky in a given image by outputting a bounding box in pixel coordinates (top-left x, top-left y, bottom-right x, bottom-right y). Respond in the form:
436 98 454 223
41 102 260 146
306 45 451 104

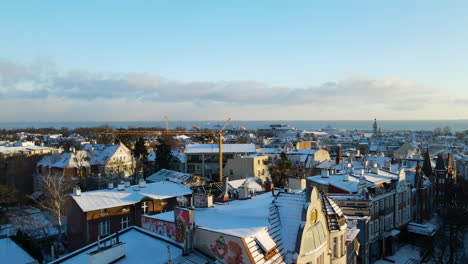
0 1 467 121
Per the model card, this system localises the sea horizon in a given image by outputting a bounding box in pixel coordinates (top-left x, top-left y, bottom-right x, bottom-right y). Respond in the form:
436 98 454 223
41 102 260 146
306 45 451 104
1 120 467 132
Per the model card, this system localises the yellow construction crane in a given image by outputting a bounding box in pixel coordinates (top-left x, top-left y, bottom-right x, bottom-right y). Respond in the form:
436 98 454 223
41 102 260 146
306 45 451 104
98 118 232 182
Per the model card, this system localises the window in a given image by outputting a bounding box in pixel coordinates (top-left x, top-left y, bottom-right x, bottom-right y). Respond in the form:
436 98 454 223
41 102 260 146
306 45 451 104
142 201 148 214
229 170 233 175
316 253 324 264
340 235 344 256
98 220 110 236
120 216 129 229
333 237 338 258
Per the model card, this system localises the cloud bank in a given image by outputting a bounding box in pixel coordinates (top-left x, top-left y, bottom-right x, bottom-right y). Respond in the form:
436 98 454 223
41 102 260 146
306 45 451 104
0 58 465 121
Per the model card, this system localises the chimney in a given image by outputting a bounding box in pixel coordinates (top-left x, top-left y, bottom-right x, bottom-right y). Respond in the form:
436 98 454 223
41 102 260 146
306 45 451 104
108 183 114 190
117 183 125 191
321 169 330 178
218 176 229 202
73 187 81 196
138 179 146 188
124 181 131 188
336 145 342 165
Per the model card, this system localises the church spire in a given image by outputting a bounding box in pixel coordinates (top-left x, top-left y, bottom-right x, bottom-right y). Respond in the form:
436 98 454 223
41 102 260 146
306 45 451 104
422 149 433 177
373 118 378 135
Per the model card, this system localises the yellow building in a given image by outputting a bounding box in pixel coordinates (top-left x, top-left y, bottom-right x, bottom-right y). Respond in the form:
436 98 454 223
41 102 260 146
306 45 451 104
223 154 270 182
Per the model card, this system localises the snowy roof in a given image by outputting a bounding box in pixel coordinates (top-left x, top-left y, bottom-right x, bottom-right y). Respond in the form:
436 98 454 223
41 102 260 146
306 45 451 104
146 169 192 183
320 193 345 231
329 194 367 201
72 181 192 212
228 178 264 192
185 143 255 154
273 192 312 262
147 151 186 163
83 143 131 165
407 216 441 236
149 192 274 237
307 174 366 193
50 227 192 264
0 238 36 264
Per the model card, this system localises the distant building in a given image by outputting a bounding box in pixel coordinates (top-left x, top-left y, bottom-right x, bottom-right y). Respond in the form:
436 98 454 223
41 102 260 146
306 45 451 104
257 124 297 137
185 143 256 181
308 167 411 263
37 142 135 179
223 154 270 182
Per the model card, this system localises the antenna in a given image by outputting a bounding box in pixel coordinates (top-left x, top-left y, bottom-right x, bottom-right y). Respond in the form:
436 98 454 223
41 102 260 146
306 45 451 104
164 115 169 131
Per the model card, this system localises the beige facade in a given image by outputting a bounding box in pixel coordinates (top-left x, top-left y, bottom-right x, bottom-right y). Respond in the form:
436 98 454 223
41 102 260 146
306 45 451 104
295 188 330 264
288 177 306 190
223 155 270 182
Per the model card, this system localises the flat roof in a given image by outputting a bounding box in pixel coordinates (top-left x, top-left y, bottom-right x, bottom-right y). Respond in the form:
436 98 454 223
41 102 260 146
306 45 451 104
149 192 274 237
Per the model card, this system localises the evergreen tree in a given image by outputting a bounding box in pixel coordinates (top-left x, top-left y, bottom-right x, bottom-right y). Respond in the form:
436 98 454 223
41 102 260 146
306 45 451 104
133 137 148 160
156 139 173 171
270 152 292 188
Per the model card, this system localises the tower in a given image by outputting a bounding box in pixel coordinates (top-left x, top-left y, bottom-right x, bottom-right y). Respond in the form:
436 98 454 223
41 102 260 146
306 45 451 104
373 118 378 135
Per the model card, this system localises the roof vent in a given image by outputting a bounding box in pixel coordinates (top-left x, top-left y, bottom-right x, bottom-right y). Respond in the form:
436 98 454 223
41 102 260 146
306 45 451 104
124 181 131 188
321 169 330 178
73 187 81 196
117 184 125 191
139 180 146 188
371 167 380 175
108 183 114 190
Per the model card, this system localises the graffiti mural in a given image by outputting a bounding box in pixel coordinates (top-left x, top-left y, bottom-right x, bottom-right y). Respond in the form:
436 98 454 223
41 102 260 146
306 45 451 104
141 216 176 241
175 207 190 242
210 235 244 264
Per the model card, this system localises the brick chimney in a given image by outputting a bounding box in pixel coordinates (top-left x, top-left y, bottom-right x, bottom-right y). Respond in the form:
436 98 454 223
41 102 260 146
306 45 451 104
336 145 342 165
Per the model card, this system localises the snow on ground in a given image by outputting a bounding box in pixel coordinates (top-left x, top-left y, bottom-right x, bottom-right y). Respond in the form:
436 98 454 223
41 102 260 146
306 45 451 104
375 244 432 264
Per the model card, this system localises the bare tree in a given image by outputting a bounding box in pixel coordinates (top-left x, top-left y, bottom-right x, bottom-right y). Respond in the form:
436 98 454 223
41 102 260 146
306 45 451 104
33 172 74 243
72 151 90 190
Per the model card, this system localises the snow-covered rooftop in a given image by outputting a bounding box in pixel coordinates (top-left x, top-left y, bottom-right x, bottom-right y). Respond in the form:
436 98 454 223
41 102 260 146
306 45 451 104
149 192 274 237
50 227 185 264
0 238 36 264
72 181 192 212
146 169 192 183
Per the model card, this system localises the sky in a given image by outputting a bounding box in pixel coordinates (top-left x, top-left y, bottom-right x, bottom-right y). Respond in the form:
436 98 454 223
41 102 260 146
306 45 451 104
0 0 467 122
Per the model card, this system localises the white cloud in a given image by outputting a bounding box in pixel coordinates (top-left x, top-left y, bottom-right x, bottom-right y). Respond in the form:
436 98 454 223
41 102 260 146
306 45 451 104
0 58 466 121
